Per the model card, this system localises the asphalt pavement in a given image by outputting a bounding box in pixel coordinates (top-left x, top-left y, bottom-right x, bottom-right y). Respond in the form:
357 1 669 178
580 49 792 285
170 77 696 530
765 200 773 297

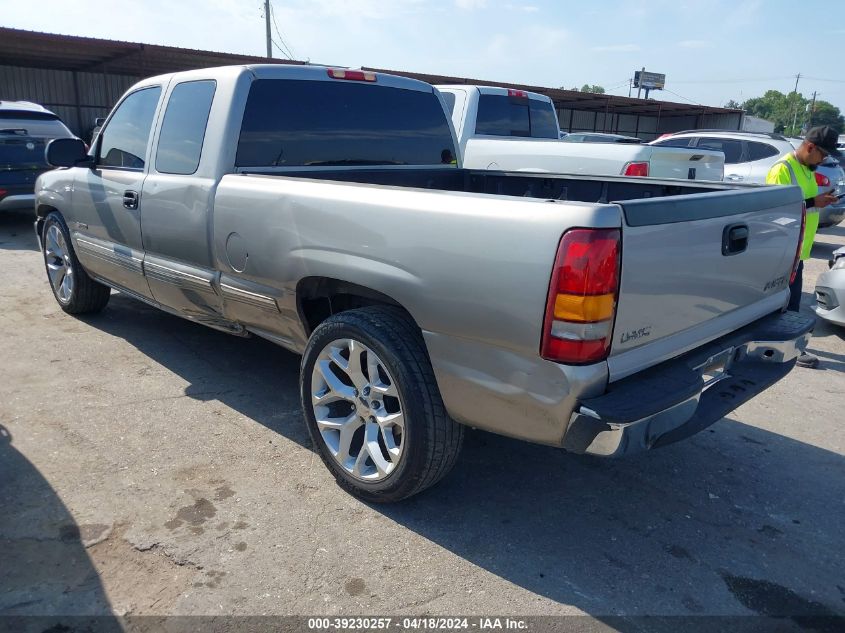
1 210 843 629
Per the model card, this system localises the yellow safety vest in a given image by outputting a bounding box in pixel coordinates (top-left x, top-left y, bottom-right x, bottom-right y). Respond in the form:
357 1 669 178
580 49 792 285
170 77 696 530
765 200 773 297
766 152 819 260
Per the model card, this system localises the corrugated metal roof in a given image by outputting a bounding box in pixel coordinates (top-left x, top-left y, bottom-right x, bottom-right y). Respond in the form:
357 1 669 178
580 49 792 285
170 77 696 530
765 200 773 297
0 27 741 118
0 27 306 76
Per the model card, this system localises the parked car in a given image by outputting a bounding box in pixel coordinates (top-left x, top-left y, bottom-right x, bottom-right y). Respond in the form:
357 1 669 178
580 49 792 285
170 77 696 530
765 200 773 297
561 132 643 144
436 85 724 180
0 100 75 212
814 246 845 327
651 130 845 227
37 64 812 502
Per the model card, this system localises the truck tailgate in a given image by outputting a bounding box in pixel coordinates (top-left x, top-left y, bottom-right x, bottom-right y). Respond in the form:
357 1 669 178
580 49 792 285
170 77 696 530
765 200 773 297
645 146 724 181
608 185 803 381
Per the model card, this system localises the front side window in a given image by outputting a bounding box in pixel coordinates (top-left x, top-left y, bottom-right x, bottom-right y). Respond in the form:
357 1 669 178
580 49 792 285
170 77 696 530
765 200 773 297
98 87 162 170
156 80 216 175
236 79 456 167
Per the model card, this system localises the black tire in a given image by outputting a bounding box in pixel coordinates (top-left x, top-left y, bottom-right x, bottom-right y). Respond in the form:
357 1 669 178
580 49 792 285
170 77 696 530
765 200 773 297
300 306 463 502
41 212 111 314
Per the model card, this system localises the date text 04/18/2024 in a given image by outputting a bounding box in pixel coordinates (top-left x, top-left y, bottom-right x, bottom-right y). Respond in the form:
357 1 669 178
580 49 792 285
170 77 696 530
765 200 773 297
307 617 529 630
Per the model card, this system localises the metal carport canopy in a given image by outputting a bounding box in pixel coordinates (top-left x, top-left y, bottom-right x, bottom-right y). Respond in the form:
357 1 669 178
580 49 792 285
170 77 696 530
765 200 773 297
0 27 739 119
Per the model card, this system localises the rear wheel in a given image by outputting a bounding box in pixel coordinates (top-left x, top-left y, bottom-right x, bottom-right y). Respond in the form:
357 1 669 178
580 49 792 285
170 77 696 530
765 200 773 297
42 212 110 314
300 306 463 502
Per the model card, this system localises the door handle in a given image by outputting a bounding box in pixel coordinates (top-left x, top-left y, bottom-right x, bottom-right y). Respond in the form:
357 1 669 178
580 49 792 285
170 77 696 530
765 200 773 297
123 190 139 210
726 174 744 181
722 223 749 256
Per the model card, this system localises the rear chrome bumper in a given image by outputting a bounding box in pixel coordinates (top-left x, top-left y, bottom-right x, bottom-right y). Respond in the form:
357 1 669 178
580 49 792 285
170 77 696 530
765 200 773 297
563 311 815 457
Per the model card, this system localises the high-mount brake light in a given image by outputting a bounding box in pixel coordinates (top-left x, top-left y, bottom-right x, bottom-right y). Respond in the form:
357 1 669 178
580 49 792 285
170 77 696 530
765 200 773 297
622 161 649 177
541 228 621 364
508 89 528 98
327 69 377 82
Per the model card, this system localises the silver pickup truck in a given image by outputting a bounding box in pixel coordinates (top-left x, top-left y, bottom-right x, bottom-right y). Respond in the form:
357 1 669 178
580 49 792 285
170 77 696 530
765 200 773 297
36 64 813 502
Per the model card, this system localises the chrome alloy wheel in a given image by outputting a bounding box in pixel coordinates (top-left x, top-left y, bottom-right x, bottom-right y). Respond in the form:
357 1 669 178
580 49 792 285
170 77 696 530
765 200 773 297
44 224 74 303
310 338 405 481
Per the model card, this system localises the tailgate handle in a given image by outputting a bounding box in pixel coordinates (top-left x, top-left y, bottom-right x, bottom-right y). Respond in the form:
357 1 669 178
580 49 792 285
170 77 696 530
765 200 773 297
722 223 748 256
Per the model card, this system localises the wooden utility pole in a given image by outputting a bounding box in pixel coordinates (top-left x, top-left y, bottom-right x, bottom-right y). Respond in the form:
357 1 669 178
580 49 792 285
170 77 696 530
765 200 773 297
265 0 272 58
789 73 801 134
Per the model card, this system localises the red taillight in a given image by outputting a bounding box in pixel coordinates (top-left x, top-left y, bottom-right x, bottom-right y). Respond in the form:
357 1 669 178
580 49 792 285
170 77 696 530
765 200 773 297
541 228 621 364
814 172 830 187
622 161 649 177
0 188 7 198
327 69 376 82
508 89 528 98
790 203 807 285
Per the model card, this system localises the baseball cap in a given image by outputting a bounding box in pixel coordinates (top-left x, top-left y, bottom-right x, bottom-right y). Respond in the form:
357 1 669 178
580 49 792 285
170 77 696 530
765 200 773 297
805 126 842 157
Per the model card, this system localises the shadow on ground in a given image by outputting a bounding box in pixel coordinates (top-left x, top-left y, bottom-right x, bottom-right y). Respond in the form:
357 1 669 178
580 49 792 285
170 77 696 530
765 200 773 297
0 424 121 630
0 213 39 252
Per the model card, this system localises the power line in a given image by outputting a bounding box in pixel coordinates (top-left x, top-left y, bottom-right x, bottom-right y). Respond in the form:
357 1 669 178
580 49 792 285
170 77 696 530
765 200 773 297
802 76 845 84
661 88 702 105
671 76 794 85
269 1 296 60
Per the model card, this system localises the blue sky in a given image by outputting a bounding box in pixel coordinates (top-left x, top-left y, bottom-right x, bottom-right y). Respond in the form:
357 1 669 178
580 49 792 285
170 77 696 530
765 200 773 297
4 0 844 112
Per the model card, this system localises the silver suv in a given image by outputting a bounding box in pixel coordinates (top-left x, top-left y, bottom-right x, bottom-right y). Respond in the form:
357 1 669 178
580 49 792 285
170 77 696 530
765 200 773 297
652 129 845 227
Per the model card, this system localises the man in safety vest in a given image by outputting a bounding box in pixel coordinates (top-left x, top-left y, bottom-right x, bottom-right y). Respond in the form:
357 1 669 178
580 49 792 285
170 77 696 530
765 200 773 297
766 125 840 367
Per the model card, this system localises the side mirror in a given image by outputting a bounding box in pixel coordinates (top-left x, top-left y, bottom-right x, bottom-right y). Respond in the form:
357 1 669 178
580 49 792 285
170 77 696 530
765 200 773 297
46 138 93 168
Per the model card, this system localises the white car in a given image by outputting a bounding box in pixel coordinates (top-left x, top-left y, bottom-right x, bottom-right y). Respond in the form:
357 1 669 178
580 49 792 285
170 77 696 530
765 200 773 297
652 130 845 226
815 247 845 327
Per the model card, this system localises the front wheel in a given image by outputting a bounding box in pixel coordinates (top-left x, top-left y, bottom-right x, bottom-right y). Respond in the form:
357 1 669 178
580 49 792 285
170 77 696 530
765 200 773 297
42 212 111 314
300 306 463 502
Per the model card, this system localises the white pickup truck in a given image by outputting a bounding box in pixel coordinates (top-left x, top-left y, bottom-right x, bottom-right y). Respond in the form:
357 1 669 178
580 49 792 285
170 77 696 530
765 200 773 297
37 64 811 502
437 84 725 181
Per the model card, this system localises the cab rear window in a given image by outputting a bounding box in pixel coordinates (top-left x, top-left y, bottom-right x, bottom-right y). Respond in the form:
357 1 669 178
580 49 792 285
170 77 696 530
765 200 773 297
236 79 457 167
475 94 559 139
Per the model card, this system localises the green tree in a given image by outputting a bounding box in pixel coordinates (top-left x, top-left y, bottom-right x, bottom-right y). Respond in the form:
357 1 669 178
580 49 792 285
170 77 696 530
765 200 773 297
724 99 742 109
580 84 605 94
742 90 808 136
807 100 844 133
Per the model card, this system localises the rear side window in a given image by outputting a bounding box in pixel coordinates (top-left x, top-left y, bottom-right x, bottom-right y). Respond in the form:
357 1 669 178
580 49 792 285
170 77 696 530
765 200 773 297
652 137 694 148
98 87 161 170
156 80 216 175
236 79 456 167
475 94 557 138
696 137 744 164
0 112 72 138
746 141 780 162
